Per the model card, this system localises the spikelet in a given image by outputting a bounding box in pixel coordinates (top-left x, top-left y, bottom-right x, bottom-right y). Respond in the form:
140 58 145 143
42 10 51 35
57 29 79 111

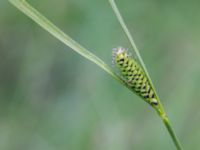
113 47 158 105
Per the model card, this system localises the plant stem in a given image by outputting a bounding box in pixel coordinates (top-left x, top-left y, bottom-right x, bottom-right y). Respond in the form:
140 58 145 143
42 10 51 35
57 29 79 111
108 0 183 150
162 116 183 150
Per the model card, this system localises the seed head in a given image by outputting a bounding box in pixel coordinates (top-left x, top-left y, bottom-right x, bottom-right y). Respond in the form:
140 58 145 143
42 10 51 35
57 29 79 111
113 47 158 105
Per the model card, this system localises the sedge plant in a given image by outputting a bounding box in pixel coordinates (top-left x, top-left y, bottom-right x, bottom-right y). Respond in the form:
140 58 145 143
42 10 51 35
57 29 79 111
9 0 183 149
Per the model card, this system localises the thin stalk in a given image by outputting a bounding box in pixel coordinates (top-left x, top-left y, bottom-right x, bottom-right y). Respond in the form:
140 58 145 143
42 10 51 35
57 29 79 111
162 116 183 150
108 0 183 149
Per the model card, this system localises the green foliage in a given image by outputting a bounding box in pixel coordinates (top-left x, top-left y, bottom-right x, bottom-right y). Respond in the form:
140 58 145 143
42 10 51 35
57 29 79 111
1 0 200 150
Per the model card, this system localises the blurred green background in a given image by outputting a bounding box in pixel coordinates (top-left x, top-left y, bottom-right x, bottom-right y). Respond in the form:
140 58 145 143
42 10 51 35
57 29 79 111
1 0 200 150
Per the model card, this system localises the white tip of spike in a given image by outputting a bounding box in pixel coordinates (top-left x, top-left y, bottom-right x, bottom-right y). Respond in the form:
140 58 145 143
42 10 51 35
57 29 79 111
112 47 128 65
112 47 126 55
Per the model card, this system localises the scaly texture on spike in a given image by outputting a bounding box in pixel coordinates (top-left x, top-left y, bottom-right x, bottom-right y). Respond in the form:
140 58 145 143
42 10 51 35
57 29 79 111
113 47 158 105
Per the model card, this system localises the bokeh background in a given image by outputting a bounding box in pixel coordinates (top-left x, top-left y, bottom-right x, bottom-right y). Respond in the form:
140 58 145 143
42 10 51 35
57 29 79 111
1 0 200 149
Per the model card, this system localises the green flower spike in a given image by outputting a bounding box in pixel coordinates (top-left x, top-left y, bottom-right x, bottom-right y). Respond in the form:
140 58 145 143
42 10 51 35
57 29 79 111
113 47 158 106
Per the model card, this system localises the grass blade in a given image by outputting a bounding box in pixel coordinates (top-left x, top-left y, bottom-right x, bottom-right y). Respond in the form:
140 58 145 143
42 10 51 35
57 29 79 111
9 0 120 82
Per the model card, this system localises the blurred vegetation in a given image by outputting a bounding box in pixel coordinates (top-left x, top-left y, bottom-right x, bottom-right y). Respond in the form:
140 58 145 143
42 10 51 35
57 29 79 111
1 0 200 149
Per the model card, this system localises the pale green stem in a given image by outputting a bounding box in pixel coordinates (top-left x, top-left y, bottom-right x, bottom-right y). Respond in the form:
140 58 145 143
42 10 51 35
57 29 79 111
162 116 183 150
108 0 183 150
